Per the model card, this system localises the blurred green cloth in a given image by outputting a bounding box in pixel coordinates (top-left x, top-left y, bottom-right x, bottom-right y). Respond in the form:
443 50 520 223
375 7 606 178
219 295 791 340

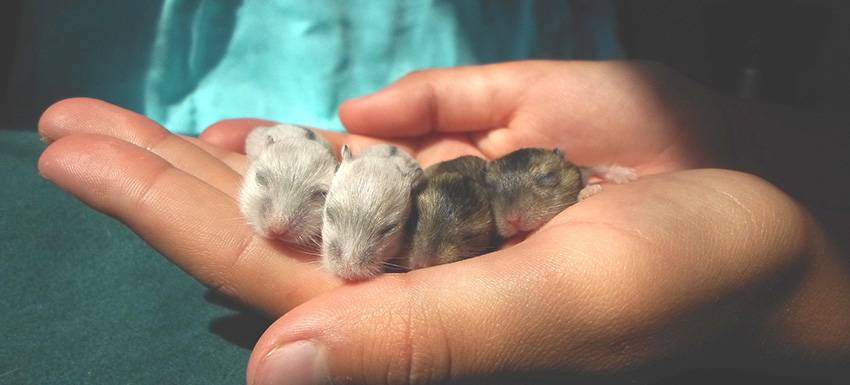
0 130 265 384
145 0 621 134
13 1 621 135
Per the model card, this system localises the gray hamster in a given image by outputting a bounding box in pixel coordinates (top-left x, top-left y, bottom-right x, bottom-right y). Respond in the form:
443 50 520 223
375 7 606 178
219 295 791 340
244 123 332 160
321 144 424 280
239 124 338 247
486 148 637 238
406 155 499 269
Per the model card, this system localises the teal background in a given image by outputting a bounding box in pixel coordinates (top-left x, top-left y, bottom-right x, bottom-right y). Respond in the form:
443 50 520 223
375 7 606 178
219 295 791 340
6 0 621 135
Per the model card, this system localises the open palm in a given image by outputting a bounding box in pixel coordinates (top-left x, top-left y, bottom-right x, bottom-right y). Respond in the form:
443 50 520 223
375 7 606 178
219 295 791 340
38 62 816 384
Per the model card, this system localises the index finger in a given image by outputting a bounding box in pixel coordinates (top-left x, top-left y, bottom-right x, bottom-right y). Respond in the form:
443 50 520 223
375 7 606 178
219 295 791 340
338 62 556 137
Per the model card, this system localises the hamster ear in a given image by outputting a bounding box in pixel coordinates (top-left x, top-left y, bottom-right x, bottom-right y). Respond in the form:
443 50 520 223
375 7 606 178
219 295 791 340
340 144 352 161
553 147 563 156
409 167 425 190
301 127 317 141
265 135 276 146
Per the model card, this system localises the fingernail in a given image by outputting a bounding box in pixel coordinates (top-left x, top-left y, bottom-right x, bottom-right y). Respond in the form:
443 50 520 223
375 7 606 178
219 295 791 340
254 340 327 385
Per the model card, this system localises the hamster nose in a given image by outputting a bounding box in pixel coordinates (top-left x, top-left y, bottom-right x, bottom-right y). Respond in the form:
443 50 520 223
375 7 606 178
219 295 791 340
268 223 290 238
505 214 522 228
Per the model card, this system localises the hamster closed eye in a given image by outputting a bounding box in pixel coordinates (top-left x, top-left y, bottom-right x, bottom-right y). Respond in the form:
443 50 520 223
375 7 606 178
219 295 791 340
239 124 337 247
321 144 424 280
486 147 637 238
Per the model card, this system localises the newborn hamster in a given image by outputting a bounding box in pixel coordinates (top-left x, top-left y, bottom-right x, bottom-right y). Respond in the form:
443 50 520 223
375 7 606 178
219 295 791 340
321 144 424 280
486 148 638 238
406 156 499 269
244 123 332 160
239 124 337 246
485 148 584 238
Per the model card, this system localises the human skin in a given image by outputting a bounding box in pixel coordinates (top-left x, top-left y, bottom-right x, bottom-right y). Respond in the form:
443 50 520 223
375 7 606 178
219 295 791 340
37 61 850 384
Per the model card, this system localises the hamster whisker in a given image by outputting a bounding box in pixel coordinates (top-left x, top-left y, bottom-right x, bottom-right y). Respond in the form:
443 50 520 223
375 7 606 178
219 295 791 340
306 236 323 249
380 261 410 271
301 260 329 273
282 242 322 256
222 216 251 225
294 249 323 258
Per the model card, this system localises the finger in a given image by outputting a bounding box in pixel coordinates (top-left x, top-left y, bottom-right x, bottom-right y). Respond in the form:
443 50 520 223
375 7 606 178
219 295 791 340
246 169 810 385
246 228 662 385
38 134 342 315
199 118 422 158
39 98 244 198
200 118 278 153
181 135 249 175
339 61 555 137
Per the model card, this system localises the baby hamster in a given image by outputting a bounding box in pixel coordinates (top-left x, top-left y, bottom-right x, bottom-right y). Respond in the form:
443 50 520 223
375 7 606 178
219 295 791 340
244 123 332 160
321 144 424 280
406 155 499 269
239 124 337 246
485 148 584 238
486 148 637 238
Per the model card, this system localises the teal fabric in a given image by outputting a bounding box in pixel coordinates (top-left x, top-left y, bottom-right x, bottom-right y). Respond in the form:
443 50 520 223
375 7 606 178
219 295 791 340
144 0 622 134
11 1 621 134
0 130 264 384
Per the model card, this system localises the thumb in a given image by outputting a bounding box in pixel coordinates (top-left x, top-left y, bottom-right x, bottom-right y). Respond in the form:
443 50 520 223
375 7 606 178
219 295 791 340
245 235 655 385
246 265 538 385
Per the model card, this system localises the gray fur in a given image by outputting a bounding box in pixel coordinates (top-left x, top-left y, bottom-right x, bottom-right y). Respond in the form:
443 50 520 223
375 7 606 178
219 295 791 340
244 124 331 161
239 125 337 247
485 148 583 238
406 156 498 269
322 144 423 280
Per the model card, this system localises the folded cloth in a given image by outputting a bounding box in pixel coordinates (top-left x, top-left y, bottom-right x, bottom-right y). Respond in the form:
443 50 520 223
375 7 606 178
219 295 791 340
143 0 622 134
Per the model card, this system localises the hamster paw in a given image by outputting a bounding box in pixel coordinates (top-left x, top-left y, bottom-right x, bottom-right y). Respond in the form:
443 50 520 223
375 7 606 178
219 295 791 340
579 184 604 201
595 164 638 184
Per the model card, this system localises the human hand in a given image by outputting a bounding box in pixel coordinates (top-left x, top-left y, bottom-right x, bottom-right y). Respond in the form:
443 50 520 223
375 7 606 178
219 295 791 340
38 61 848 385
198 62 846 384
204 61 731 174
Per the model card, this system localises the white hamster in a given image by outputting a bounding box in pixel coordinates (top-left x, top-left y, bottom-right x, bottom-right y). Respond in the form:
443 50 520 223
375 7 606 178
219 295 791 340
321 144 424 280
244 123 332 160
239 124 338 247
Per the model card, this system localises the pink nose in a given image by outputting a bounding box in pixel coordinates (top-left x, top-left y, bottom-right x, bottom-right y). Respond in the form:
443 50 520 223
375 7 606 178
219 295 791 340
506 215 522 228
268 223 290 238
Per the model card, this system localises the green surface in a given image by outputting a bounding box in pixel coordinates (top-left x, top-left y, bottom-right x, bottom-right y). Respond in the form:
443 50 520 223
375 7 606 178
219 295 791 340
0 130 268 385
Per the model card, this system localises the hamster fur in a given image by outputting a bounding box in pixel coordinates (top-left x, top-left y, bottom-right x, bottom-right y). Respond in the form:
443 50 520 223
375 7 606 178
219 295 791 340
239 124 337 246
486 148 637 238
406 155 499 269
244 124 332 160
321 144 424 280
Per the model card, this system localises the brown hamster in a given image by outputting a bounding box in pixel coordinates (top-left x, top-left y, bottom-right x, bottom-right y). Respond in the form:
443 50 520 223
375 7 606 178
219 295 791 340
405 156 499 269
485 148 583 238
